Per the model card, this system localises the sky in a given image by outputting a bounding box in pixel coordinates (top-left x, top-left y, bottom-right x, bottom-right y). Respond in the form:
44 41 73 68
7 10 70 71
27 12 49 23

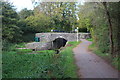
9 0 34 12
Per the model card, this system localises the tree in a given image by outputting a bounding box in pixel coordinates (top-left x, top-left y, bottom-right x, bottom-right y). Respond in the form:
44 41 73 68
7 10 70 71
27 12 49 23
17 8 34 33
102 2 114 56
18 8 34 19
25 13 51 32
33 2 78 32
107 2 120 57
2 1 22 42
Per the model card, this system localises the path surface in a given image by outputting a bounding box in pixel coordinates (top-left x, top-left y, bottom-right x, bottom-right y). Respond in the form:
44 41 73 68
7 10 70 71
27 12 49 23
73 39 119 78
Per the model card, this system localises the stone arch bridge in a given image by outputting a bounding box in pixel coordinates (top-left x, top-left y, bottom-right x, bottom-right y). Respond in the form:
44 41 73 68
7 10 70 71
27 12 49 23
25 33 91 50
35 33 91 42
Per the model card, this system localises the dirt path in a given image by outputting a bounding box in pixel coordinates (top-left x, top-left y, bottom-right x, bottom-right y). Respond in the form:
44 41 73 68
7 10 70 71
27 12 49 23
73 39 119 78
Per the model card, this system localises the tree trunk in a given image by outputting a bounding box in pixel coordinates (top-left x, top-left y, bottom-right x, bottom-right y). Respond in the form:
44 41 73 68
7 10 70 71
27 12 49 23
102 2 114 57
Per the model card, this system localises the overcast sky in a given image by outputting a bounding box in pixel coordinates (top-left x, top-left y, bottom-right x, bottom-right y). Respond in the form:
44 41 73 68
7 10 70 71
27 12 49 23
9 0 34 12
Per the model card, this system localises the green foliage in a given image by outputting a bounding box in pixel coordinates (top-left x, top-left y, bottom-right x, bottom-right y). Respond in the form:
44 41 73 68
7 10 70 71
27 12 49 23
78 14 92 32
25 13 51 32
34 2 78 32
86 38 93 41
68 41 80 46
17 19 34 33
16 49 33 54
2 41 80 78
112 57 120 70
2 40 14 51
18 8 34 19
14 43 26 48
79 3 109 52
17 8 35 42
108 2 120 56
2 1 23 42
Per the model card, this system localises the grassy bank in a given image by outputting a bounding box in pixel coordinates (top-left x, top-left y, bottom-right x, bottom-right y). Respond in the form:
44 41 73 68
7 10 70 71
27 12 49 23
88 41 120 70
2 41 80 78
86 38 93 41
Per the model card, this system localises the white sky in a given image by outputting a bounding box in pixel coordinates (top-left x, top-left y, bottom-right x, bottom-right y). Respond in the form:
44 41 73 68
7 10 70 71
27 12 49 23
9 0 34 12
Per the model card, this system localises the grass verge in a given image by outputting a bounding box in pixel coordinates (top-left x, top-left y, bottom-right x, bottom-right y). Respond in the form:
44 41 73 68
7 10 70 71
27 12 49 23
2 41 80 78
88 42 120 70
86 38 93 41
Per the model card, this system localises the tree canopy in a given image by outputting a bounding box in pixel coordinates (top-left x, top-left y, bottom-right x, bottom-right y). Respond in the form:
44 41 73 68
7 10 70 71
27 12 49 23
2 1 22 42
